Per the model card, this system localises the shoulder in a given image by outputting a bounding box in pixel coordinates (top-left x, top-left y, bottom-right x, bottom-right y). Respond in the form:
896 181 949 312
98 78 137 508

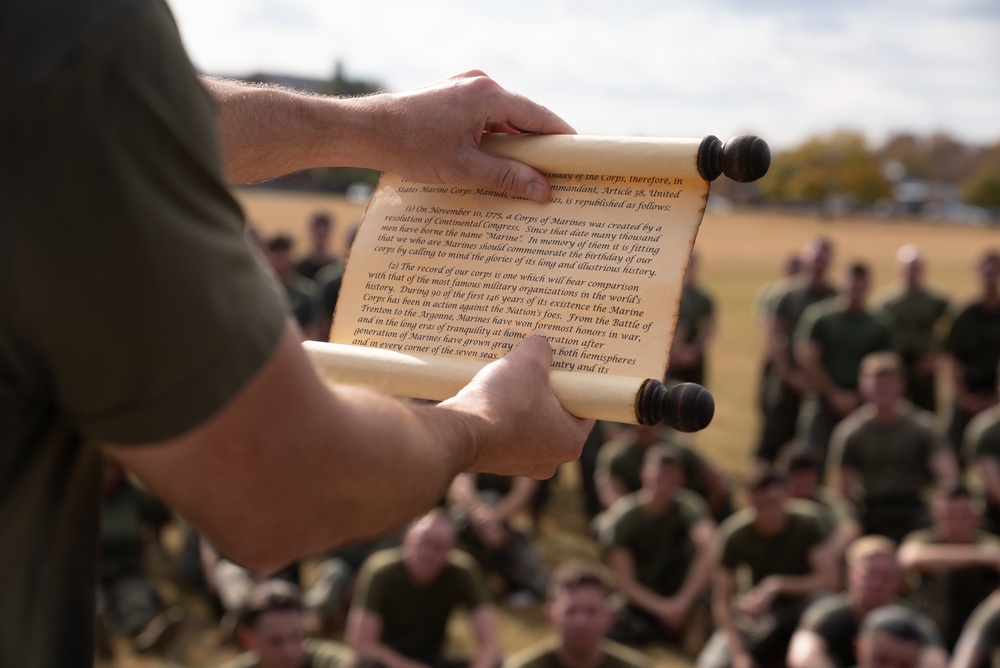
674 488 710 520
786 500 824 523
950 301 985 328
448 548 482 573
358 547 405 580
786 503 828 541
967 409 1000 449
801 592 852 630
717 507 755 541
835 405 877 436
601 494 644 542
902 404 938 429
801 299 840 332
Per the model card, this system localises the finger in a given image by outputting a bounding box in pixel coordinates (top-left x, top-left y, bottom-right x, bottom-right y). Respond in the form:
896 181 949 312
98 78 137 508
464 151 552 202
490 91 576 137
512 334 554 368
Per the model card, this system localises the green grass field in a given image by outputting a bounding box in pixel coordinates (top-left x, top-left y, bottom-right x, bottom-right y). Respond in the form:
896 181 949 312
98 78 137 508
97 192 998 667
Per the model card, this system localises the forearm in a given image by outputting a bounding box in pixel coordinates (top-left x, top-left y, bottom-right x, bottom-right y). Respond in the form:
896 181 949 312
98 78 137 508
105 323 587 571
675 526 714 606
797 343 833 394
899 543 1000 572
767 573 830 599
976 457 1000 505
450 473 482 508
108 338 471 568
203 77 377 185
712 570 747 658
492 477 537 522
609 549 667 614
931 450 960 485
766 320 792 375
596 477 625 509
835 467 860 506
469 607 501 668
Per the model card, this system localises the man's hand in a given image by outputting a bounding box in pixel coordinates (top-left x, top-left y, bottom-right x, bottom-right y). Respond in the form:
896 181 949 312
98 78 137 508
365 71 576 202
439 335 593 479
739 576 780 618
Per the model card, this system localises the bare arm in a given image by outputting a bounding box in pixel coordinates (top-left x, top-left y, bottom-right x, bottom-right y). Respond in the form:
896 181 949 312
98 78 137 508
468 605 502 668
346 608 426 668
102 321 591 571
596 472 628 510
676 520 716 607
202 71 575 201
607 547 670 617
899 541 1000 573
834 465 861 506
608 520 713 629
711 565 756 668
766 313 808 394
931 449 960 486
741 540 839 617
796 341 833 397
975 456 1000 508
491 476 538 522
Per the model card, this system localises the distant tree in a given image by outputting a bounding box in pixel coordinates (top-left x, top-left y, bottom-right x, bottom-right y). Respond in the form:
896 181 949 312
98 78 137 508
962 146 1000 210
879 132 981 184
761 130 891 206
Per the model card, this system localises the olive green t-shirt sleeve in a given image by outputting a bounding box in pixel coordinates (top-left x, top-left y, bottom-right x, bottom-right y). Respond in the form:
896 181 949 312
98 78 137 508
3 0 287 445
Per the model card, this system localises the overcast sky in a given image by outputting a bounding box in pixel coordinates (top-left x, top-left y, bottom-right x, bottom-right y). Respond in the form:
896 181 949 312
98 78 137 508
167 0 1000 151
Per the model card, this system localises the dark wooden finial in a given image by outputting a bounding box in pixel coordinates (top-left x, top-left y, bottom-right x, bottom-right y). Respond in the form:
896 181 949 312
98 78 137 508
697 135 771 183
637 380 715 432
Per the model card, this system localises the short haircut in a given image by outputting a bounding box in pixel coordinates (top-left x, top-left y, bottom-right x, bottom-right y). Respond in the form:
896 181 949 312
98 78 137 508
311 212 331 228
744 463 784 493
406 507 455 537
860 351 904 378
548 561 610 600
848 261 870 279
860 604 927 646
240 579 303 629
777 441 822 475
643 442 683 468
937 481 973 501
266 234 294 252
846 535 897 569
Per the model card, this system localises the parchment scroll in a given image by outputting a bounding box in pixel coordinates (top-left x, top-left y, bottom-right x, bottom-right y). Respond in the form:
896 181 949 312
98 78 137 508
306 135 712 424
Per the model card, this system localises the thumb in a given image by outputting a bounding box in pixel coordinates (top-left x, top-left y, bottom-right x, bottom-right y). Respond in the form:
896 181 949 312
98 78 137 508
472 152 552 203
